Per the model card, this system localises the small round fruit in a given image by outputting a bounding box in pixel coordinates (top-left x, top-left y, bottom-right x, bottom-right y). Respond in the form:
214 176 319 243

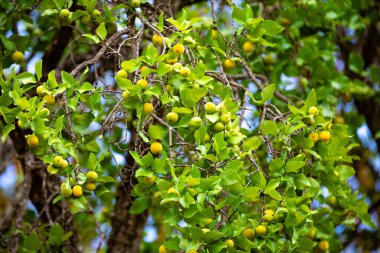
136 79 148 89
308 106 319 115
87 171 98 182
17 120 26 129
243 41 254 53
305 228 316 239
223 59 235 71
180 67 190 77
116 69 127 78
205 102 216 114
264 55 275 65
255 225 267 236
173 43 185 55
211 29 217 39
204 133 210 142
81 15 91 25
326 195 338 207
318 240 329 251
158 245 168 253
300 77 308 86
220 113 231 124
319 131 331 142
38 108 50 118
131 0 140 8
27 135 39 147
242 228 255 240
122 90 129 100
12 51 24 64
91 9 101 19
308 132 319 143
264 209 275 216
189 116 202 127
165 84 172 92
72 185 83 197
69 177 76 186
85 182 96 191
36 85 47 96
144 175 156 185
143 103 154 114
53 156 64 168
167 187 179 195
173 62 183 71
152 34 163 47
213 122 225 132
60 9 70 19
226 239 234 249
263 214 274 223
61 185 73 198
47 165 59 174
166 57 178 64
188 249 197 253
43 95 55 105
150 142 162 155
166 112 179 124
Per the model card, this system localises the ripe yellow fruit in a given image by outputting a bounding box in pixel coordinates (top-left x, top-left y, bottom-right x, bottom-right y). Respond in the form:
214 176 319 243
12 51 24 64
223 59 235 71
173 62 183 71
158 245 168 253
36 85 47 96
167 187 179 195
166 57 178 64
143 103 154 114
180 67 190 77
308 132 319 143
47 165 58 174
188 249 197 253
53 156 66 168
204 133 210 142
305 228 316 239
319 131 331 142
308 106 319 115
226 239 234 248
255 225 267 236
152 34 163 47
173 43 185 55
243 41 255 53
116 69 128 78
85 182 96 191
263 213 274 223
87 171 98 181
242 228 255 240
72 185 83 197
166 112 179 124
211 29 217 39
136 79 148 89
150 142 162 155
27 135 39 147
318 240 329 251
213 122 225 132
131 0 140 8
144 175 156 185
122 90 129 100
205 102 216 114
17 120 26 129
91 9 101 19
43 95 55 105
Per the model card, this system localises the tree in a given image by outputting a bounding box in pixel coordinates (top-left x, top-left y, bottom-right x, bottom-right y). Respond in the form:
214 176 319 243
0 0 378 252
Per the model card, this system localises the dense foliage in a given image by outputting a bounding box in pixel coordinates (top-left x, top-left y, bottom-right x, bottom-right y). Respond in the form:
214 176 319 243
0 0 379 252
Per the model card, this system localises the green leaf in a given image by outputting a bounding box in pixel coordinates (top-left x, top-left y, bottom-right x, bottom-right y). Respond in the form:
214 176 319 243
180 87 208 108
78 82 95 93
16 72 35 84
172 107 193 114
54 115 64 135
145 44 159 65
85 140 100 152
349 52 364 74
87 153 97 170
157 62 172 77
305 89 317 108
2 124 14 143
35 60 42 80
243 136 261 151
261 84 275 102
83 33 100 43
260 120 277 135
285 161 305 173
261 20 284 35
221 169 241 185
242 187 260 202
179 193 195 208
232 6 246 25
129 151 143 166
115 76 132 90
149 125 164 140
121 59 140 73
96 23 107 41
294 174 311 188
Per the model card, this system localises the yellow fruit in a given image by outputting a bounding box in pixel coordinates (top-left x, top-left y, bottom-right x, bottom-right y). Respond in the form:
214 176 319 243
242 228 255 240
166 57 178 64
122 90 129 100
43 95 55 105
166 112 179 124
86 171 98 181
152 34 163 47
213 122 225 132
85 182 96 191
223 59 235 71
255 225 267 236
205 102 216 114
204 133 210 142
17 120 25 129
189 116 202 127
165 84 172 92
319 131 331 142
188 249 197 253
36 85 47 96
167 187 179 195
280 18 290 26
305 228 316 239
226 239 234 248
173 62 183 71
203 218 213 225
220 113 231 124
72 185 83 197
173 43 185 55
53 156 65 168
144 175 156 185
150 142 162 155
180 67 190 77
60 9 70 19
139 65 148 72
335 116 345 124
263 214 274 223
211 29 217 39
201 228 210 233
308 132 319 143
12 51 24 64
264 55 275 65
158 245 168 253
131 0 140 8
27 135 39 147
116 69 128 78
308 106 319 115
136 79 148 89
243 41 255 53
91 9 101 19
143 103 154 114
81 15 91 25
318 240 329 251
264 209 275 216
47 165 59 174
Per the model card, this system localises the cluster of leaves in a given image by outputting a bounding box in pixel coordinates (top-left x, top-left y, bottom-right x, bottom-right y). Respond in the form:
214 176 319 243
0 0 376 252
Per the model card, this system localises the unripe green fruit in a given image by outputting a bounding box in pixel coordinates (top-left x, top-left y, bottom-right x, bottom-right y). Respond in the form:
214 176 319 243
242 228 255 240
214 122 225 132
60 9 70 19
189 116 202 127
61 184 73 198
85 182 96 191
226 239 234 248
305 228 316 239
36 85 48 96
122 90 129 100
116 69 128 78
326 195 338 207
91 9 101 19
263 213 274 223
131 0 140 8
81 15 91 25
38 108 50 118
205 102 216 114
166 112 179 124
12 51 24 64
220 113 231 124
87 171 98 182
